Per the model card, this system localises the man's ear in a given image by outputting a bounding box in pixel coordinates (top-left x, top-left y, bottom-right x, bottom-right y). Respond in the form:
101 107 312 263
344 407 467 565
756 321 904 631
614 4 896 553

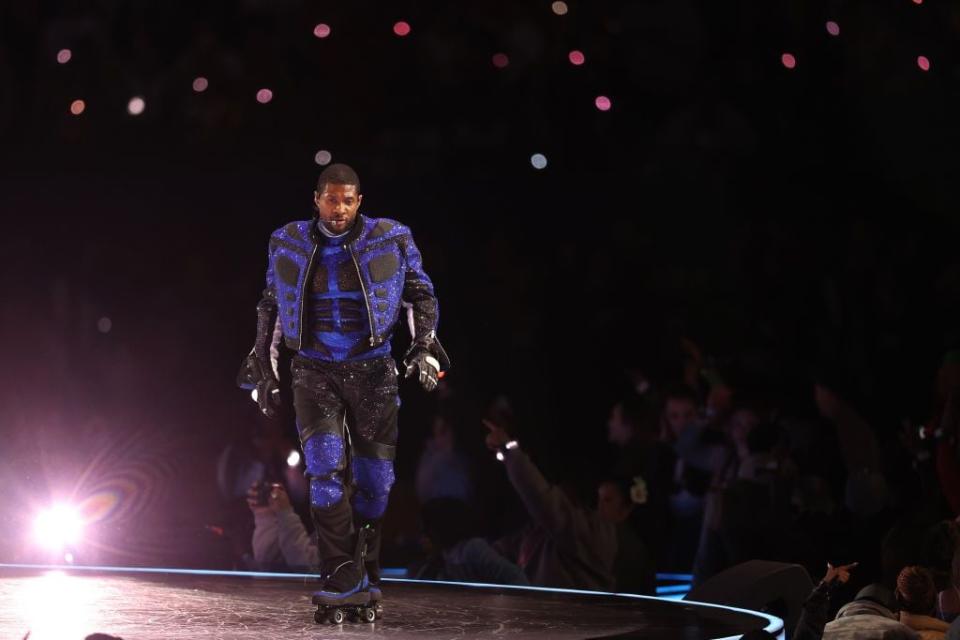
357 193 363 207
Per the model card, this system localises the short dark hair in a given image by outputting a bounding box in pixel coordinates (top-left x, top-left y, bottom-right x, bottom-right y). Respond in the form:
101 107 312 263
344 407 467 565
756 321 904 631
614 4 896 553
316 163 360 194
895 565 936 614
663 383 698 405
618 393 658 435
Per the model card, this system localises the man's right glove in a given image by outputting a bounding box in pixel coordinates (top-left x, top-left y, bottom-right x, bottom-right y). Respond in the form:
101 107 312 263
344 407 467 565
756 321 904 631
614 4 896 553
238 350 282 418
253 375 282 418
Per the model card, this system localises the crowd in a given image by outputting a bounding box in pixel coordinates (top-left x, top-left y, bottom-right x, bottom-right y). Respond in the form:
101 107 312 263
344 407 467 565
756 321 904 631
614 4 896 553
224 335 960 639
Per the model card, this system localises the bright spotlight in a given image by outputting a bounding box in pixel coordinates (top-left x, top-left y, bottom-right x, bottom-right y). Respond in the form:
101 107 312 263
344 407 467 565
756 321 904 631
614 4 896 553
287 450 302 467
34 505 84 550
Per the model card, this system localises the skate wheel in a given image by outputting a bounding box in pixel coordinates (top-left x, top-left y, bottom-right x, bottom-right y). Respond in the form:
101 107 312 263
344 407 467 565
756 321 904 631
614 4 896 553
374 603 384 620
314 609 324 624
361 607 376 623
329 609 345 625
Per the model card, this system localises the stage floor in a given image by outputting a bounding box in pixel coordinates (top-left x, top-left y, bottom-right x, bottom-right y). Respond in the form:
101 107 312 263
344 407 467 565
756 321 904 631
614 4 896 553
0 566 781 639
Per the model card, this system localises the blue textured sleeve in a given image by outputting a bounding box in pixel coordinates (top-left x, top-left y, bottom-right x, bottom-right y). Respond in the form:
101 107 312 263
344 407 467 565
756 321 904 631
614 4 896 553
255 237 280 371
400 230 440 340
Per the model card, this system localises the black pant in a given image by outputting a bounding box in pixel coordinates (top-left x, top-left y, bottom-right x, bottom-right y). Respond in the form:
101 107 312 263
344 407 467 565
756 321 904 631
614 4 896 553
291 354 399 579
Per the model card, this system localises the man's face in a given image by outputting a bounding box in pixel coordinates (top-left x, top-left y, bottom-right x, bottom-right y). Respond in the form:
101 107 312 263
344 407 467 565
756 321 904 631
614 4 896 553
314 183 362 235
665 398 697 438
607 404 633 446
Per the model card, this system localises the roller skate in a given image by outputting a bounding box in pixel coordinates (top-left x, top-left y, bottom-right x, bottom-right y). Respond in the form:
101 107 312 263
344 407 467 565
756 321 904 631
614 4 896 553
312 525 383 624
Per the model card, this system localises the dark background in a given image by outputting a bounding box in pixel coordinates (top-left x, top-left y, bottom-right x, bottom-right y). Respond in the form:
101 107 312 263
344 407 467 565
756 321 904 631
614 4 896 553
1 0 958 568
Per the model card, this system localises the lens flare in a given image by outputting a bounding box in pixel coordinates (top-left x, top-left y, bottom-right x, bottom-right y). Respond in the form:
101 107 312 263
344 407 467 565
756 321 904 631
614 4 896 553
34 505 84 550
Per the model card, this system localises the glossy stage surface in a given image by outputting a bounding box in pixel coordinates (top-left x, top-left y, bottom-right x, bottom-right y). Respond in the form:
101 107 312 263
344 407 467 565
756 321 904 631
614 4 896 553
0 565 782 639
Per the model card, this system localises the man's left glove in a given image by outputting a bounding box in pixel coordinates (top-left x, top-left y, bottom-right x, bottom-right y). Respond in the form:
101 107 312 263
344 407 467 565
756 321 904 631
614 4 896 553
404 348 441 392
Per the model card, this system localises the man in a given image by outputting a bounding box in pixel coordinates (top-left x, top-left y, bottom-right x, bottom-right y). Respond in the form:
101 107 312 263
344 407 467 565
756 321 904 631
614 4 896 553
238 163 449 601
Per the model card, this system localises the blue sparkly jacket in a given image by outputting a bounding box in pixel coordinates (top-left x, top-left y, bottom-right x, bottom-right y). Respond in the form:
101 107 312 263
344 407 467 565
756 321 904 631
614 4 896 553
244 214 448 378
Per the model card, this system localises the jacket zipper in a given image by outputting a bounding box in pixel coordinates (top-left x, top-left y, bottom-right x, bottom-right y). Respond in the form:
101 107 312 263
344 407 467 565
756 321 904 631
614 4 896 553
348 242 377 346
298 243 319 349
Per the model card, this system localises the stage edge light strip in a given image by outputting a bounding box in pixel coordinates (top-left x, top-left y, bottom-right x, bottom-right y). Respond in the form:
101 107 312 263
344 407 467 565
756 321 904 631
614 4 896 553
0 563 783 639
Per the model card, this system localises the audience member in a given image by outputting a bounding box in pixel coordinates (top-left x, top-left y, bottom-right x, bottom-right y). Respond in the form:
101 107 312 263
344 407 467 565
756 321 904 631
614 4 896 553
896 566 950 639
793 561 858 640
484 416 654 593
415 412 474 504
823 583 919 639
414 496 528 586
247 481 319 572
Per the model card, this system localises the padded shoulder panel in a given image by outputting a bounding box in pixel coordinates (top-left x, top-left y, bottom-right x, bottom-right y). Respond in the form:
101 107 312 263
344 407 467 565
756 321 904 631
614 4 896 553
365 217 407 241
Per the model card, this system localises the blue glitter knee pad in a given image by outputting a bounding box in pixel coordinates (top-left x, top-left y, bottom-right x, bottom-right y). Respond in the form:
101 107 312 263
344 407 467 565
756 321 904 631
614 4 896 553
304 433 346 508
351 457 395 520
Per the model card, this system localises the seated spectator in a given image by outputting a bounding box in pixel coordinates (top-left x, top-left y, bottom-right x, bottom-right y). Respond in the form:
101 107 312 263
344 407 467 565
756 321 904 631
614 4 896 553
793 561 857 640
710 422 796 575
897 566 950 639
938 550 960 623
247 481 319 572
485 417 655 594
597 476 656 595
659 384 723 571
414 497 528 586
605 393 675 563
824 583 919 639
415 412 473 504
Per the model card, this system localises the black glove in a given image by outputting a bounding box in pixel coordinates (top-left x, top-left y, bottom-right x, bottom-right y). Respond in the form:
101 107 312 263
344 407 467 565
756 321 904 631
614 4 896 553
237 350 282 417
254 375 282 418
404 348 441 392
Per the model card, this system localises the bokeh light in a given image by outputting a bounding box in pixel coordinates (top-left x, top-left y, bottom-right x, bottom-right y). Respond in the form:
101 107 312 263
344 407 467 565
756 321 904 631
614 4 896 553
551 1 569 16
313 23 331 39
192 76 209 92
56 49 72 64
70 99 85 115
568 50 585 66
917 55 930 71
393 21 411 37
314 150 332 165
256 88 273 104
781 53 797 69
492 53 510 69
826 21 840 37
287 450 301 467
530 153 548 170
127 96 146 116
97 317 112 333
595 95 612 111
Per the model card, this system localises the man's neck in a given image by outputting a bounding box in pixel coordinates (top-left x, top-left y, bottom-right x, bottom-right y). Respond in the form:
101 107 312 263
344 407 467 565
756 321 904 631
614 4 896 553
317 220 353 240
